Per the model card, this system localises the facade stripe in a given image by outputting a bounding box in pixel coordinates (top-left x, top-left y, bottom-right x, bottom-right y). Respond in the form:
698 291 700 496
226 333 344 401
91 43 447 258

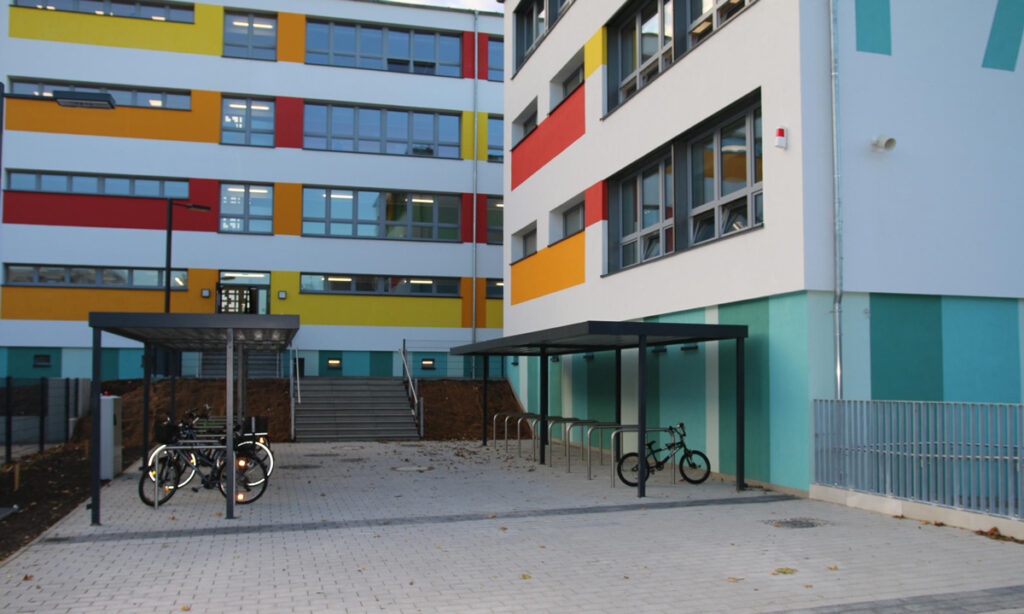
983 0 1024 71
509 232 585 305
584 180 608 226
462 31 476 78
510 83 586 190
940 296 1021 403
273 182 303 236
477 33 490 80
278 12 307 63
768 292 811 490
854 0 892 55
1 191 218 231
584 27 607 78
274 97 305 149
869 293 943 401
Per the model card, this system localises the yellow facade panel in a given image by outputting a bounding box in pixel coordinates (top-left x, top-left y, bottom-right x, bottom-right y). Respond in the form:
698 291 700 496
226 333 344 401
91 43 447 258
584 27 608 78
485 299 503 329
460 110 475 160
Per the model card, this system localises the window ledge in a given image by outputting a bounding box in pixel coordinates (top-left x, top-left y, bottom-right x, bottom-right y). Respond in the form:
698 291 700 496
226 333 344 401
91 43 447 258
299 233 461 245
602 223 764 278
510 252 538 266
548 228 583 249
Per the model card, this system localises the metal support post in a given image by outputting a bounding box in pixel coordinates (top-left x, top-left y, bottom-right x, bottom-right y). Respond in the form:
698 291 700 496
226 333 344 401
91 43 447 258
225 331 235 520
614 349 622 461
539 351 548 465
481 357 489 446
89 327 102 525
637 336 648 497
736 337 746 492
38 377 47 453
63 378 71 444
141 344 151 470
4 376 12 465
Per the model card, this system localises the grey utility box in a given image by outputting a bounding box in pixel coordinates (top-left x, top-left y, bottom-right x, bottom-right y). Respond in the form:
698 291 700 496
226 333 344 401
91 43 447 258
100 395 123 480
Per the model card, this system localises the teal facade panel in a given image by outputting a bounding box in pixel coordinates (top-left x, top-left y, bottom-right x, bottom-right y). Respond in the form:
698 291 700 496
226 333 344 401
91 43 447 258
768 293 811 490
370 351 394 377
855 0 892 55
6 347 62 379
342 351 371 376
983 0 1024 71
941 296 1021 403
719 299 771 483
870 294 943 401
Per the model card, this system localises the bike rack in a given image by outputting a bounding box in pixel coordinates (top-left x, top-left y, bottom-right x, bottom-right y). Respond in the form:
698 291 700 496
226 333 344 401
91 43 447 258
584 422 633 480
517 415 540 458
491 411 538 454
608 427 678 488
146 439 227 509
543 417 583 463
563 420 598 473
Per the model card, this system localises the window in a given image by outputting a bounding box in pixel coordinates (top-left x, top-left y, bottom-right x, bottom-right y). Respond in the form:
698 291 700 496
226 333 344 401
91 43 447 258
7 170 188 198
33 354 51 368
486 196 503 244
616 157 674 268
561 64 584 99
9 79 190 110
514 0 570 68
5 264 187 289
12 0 194 23
688 106 762 244
487 116 503 163
302 187 460 242
223 11 276 60
488 38 504 81
486 278 504 299
303 102 460 159
522 228 537 257
220 183 274 234
563 202 584 238
513 101 538 146
616 0 674 102
221 97 275 147
687 0 753 47
305 20 462 77
300 274 460 296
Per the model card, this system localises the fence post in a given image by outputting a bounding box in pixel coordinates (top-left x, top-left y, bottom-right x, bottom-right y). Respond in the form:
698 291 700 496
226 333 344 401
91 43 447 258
64 378 71 444
39 377 47 453
4 376 11 465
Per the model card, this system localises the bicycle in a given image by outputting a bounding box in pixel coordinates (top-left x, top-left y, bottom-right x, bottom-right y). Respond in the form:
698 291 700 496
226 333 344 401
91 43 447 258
138 441 268 507
616 422 711 486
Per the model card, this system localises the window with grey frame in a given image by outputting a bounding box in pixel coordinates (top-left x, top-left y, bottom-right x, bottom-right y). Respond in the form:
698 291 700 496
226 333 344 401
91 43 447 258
9 79 190 109
305 20 461 77
521 228 537 258
687 0 755 48
223 11 276 60
616 0 674 102
7 170 188 199
300 273 460 296
563 202 584 238
487 116 503 162
303 102 460 159
221 97 275 147
302 187 460 242
220 183 274 234
5 263 187 289
12 0 194 22
616 156 674 268
514 0 570 69
486 196 503 244
688 106 762 244
488 38 504 81
485 278 504 299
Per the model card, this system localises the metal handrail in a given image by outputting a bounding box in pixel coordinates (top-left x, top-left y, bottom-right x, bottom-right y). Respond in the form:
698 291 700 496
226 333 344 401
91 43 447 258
399 343 419 409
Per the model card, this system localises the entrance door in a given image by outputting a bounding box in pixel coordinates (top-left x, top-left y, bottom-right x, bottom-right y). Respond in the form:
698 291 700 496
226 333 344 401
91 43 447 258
217 271 271 314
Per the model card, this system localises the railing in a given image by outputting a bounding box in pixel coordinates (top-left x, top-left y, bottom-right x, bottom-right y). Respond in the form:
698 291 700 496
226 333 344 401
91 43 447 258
814 399 1023 520
2 377 89 464
399 341 424 438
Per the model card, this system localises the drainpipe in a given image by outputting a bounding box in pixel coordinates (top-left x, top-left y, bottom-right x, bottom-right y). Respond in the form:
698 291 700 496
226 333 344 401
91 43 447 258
471 10 480 376
829 0 844 399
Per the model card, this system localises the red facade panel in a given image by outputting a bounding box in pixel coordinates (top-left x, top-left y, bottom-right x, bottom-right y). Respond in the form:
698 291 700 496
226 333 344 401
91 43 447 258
510 83 586 190
477 32 489 80
2 190 218 231
585 180 608 226
462 31 475 78
275 96 305 149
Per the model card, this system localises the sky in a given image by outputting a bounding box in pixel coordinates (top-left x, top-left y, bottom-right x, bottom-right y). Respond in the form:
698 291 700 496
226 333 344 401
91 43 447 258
397 0 506 13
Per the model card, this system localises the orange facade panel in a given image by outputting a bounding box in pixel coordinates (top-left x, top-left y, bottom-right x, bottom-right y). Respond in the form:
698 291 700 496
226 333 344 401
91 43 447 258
278 12 306 63
4 90 221 143
273 183 303 236
510 233 585 305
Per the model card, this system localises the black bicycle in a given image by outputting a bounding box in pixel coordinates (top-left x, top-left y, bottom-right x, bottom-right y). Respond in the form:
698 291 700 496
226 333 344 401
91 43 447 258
616 422 711 486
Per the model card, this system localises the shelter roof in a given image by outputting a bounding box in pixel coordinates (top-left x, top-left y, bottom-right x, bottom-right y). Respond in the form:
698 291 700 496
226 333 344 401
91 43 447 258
88 312 299 352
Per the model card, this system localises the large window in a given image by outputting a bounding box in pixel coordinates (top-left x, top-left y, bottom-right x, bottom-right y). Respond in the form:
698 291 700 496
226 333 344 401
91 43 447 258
302 187 460 242
13 0 194 22
220 183 273 234
5 264 187 289
488 38 504 81
9 79 190 110
617 157 674 268
487 116 503 163
303 102 460 159
688 106 762 244
7 170 188 198
305 20 461 77
514 0 570 68
486 196 503 245
221 97 275 147
300 273 460 296
617 0 674 101
486 278 504 299
687 0 755 47
223 11 276 60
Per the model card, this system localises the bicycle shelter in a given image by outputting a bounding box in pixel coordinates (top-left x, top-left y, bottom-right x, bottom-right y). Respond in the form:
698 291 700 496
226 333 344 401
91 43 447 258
87 312 299 524
451 320 748 498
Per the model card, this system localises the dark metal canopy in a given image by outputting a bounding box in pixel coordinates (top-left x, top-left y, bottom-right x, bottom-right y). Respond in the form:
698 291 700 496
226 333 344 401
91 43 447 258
87 312 299 352
450 320 747 356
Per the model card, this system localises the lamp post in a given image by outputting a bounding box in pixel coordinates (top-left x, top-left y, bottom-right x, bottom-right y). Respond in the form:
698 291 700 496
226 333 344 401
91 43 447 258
164 199 211 313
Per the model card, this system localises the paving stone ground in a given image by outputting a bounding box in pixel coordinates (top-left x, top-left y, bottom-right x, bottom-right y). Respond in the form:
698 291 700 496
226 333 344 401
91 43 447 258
1 440 1023 613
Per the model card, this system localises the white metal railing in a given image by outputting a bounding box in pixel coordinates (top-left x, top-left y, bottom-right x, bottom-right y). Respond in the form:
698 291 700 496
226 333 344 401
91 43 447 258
400 341 424 438
814 399 1023 520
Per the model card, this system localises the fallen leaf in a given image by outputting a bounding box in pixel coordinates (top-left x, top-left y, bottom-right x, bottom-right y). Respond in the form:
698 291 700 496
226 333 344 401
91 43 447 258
409 581 414 586
320 493 326 497
771 568 797 575
521 574 532 580
181 607 191 612
487 514 496 519
827 565 838 571
539 545 546 549
499 526 508 531
727 577 744 583
804 584 813 588
22 575 33 581
623 576 630 580
215 512 222 517
169 516 176 520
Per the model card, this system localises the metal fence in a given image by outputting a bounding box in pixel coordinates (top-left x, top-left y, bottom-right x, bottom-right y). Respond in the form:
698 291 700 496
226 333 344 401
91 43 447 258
1 377 90 463
814 399 1023 520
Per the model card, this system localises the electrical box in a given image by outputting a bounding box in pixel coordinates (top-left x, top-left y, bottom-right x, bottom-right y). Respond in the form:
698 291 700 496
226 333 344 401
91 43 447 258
100 396 123 480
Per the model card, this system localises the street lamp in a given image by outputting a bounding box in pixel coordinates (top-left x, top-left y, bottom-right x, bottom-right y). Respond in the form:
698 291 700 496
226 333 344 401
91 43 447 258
165 199 211 313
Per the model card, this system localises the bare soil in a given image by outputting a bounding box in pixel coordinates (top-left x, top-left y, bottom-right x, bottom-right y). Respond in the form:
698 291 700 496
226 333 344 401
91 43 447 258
0 377 526 562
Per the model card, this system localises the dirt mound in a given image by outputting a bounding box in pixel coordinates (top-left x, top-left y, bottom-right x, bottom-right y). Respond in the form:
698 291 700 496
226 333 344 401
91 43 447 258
419 379 529 440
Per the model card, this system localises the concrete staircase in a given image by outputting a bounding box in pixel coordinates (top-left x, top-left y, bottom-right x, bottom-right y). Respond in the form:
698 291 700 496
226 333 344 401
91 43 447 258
199 351 280 378
294 377 420 441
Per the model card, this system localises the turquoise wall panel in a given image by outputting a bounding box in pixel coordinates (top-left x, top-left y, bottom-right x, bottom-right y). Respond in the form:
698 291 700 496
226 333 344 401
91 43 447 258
983 0 1024 71
855 0 892 55
412 352 447 378
870 294 943 401
653 308 707 451
941 297 1021 403
528 356 540 412
6 347 62 379
507 356 523 401
587 351 618 448
719 299 771 482
768 293 811 490
0 349 7 378
60 349 91 378
118 349 145 380
571 354 589 422
370 351 393 377
342 351 371 376
548 358 563 422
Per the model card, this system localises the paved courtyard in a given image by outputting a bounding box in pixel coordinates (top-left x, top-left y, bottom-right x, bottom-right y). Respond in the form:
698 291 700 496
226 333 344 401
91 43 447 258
1 440 1023 613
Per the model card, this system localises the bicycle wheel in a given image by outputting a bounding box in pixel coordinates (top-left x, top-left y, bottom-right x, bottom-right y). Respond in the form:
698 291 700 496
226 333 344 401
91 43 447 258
147 445 197 488
680 450 711 484
138 452 180 507
218 453 269 504
616 452 656 487
235 440 274 482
